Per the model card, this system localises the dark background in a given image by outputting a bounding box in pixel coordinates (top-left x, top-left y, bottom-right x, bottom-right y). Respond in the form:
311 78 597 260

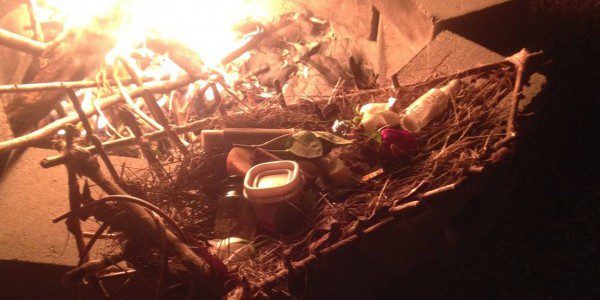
394 1 600 298
310 1 600 298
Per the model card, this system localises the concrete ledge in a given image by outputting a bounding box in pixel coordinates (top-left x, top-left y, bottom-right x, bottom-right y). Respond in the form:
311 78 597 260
430 0 527 55
394 30 504 86
0 148 146 298
417 0 517 21
373 0 526 76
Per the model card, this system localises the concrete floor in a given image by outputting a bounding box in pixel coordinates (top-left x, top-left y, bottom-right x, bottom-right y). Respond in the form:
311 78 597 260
0 148 146 299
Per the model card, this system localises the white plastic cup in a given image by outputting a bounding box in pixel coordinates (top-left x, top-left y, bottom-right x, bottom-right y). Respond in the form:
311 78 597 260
243 161 305 232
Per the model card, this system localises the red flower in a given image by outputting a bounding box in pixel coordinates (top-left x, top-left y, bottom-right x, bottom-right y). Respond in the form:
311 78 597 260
379 128 418 162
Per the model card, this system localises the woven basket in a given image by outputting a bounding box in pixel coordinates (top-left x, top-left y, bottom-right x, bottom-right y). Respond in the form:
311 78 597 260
222 49 547 298
56 49 545 299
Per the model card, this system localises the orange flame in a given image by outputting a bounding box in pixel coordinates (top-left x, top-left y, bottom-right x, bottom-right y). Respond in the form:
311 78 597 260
40 0 273 67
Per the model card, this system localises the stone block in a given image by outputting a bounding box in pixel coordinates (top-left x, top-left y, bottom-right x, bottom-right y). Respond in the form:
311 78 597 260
423 0 528 55
373 0 435 61
394 30 504 86
417 0 518 21
382 0 527 56
0 148 146 298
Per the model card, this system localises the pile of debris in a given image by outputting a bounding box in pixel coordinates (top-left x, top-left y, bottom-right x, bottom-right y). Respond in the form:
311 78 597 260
0 4 544 299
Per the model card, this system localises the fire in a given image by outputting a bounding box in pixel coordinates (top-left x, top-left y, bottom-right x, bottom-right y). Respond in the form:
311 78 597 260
39 0 273 67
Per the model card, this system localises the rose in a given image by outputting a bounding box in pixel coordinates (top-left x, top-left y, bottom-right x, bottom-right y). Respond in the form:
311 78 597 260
379 128 418 163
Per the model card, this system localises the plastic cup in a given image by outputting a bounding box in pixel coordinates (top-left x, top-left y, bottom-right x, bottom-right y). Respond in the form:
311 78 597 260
243 161 305 232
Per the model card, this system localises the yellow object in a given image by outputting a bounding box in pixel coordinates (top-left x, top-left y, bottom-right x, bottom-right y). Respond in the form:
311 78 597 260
359 97 401 131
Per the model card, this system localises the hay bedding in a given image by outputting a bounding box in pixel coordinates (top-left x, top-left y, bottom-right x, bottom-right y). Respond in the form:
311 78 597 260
114 64 522 297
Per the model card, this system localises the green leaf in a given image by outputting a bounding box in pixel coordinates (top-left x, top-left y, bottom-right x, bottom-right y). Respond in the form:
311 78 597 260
288 131 323 158
363 131 382 144
233 130 352 159
313 131 354 145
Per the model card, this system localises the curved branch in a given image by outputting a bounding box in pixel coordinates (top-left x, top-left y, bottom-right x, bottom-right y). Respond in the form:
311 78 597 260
62 253 125 287
0 27 47 55
78 212 126 266
54 194 187 242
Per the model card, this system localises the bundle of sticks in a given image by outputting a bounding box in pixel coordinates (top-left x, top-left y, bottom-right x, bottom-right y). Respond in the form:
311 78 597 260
0 11 303 298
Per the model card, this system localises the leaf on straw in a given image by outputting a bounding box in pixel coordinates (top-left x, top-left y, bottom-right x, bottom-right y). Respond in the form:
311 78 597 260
313 131 353 145
288 130 323 158
237 131 352 159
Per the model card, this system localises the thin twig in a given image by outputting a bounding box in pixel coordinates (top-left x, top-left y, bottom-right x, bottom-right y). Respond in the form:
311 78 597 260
183 82 210 121
119 56 189 154
40 115 219 168
56 150 227 294
117 107 168 179
55 195 186 241
66 89 123 187
0 75 196 153
216 77 250 110
79 212 126 266
0 78 158 93
0 27 47 55
506 49 530 137
150 212 169 300
64 125 87 263
92 100 122 138
396 50 544 92
114 72 163 131
26 0 44 42
62 253 125 287
210 83 226 116
299 87 393 100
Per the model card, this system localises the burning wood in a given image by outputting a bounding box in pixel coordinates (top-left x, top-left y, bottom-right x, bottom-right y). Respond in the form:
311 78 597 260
0 27 47 55
0 75 196 153
0 77 157 93
1 4 130 133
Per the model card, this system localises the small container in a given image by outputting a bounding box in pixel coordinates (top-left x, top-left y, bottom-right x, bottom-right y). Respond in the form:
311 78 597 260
402 79 461 132
243 161 305 232
215 176 244 237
